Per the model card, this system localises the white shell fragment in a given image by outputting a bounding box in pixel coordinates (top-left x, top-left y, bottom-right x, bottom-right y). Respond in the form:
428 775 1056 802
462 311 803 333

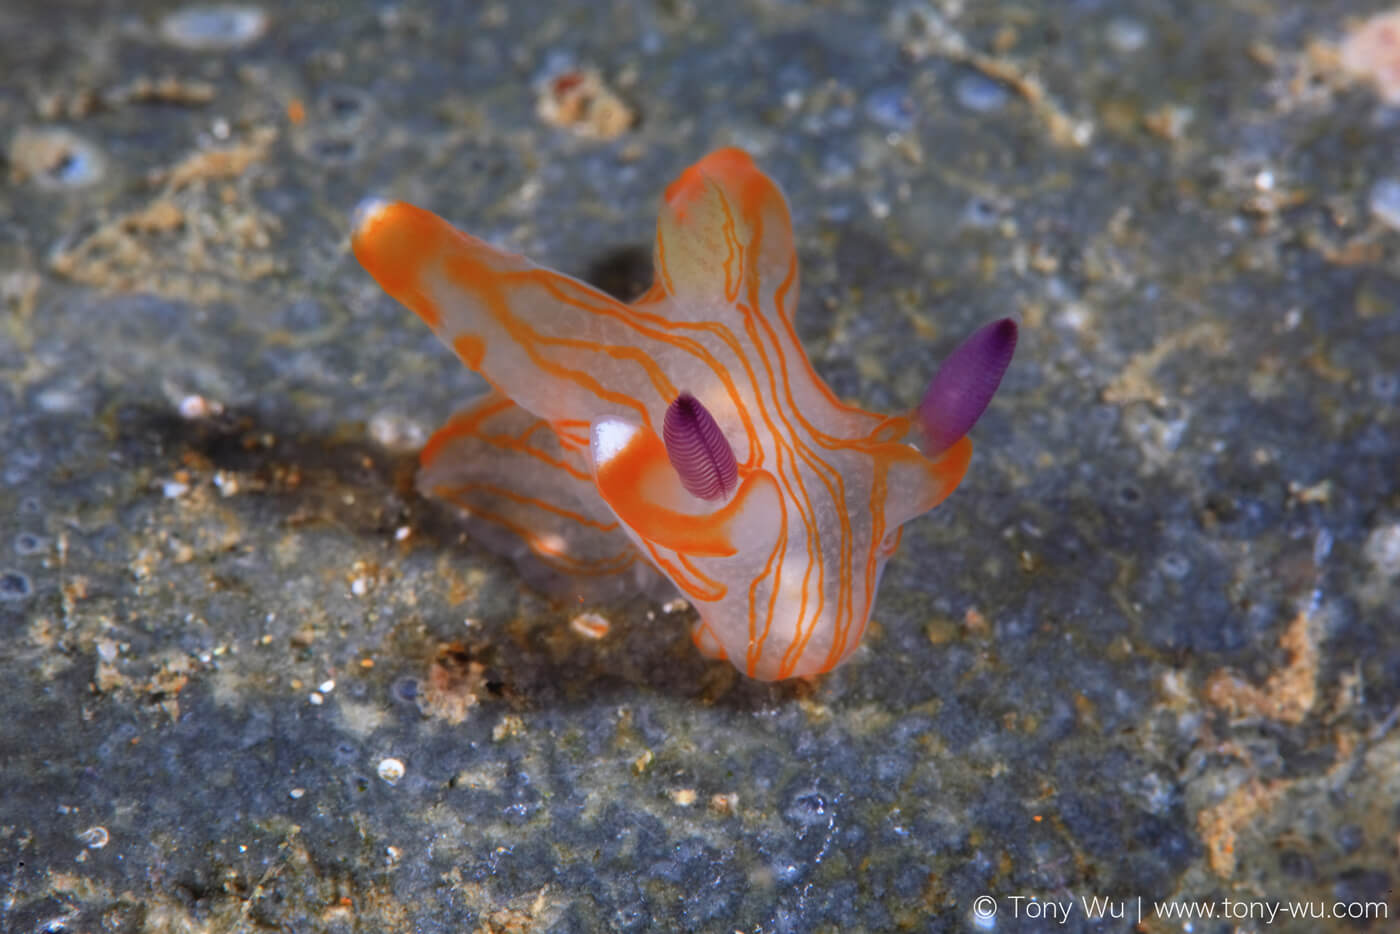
377 757 405 785
77 826 109 849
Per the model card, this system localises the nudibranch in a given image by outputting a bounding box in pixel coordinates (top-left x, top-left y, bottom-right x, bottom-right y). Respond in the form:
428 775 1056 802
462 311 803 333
351 148 1015 680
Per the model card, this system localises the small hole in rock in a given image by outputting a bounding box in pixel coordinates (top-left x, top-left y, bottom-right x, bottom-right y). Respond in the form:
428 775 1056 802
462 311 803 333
311 137 359 163
0 570 33 600
391 676 419 703
14 533 46 555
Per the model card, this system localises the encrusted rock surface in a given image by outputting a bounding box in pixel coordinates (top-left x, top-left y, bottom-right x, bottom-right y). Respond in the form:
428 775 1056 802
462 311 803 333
2 2 1397 931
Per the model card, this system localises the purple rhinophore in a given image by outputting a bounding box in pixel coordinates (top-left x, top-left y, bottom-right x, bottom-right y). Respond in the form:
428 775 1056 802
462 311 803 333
663 392 739 501
918 317 1018 455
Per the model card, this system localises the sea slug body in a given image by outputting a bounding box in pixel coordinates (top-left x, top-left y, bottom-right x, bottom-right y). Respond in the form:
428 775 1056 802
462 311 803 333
352 148 1014 680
